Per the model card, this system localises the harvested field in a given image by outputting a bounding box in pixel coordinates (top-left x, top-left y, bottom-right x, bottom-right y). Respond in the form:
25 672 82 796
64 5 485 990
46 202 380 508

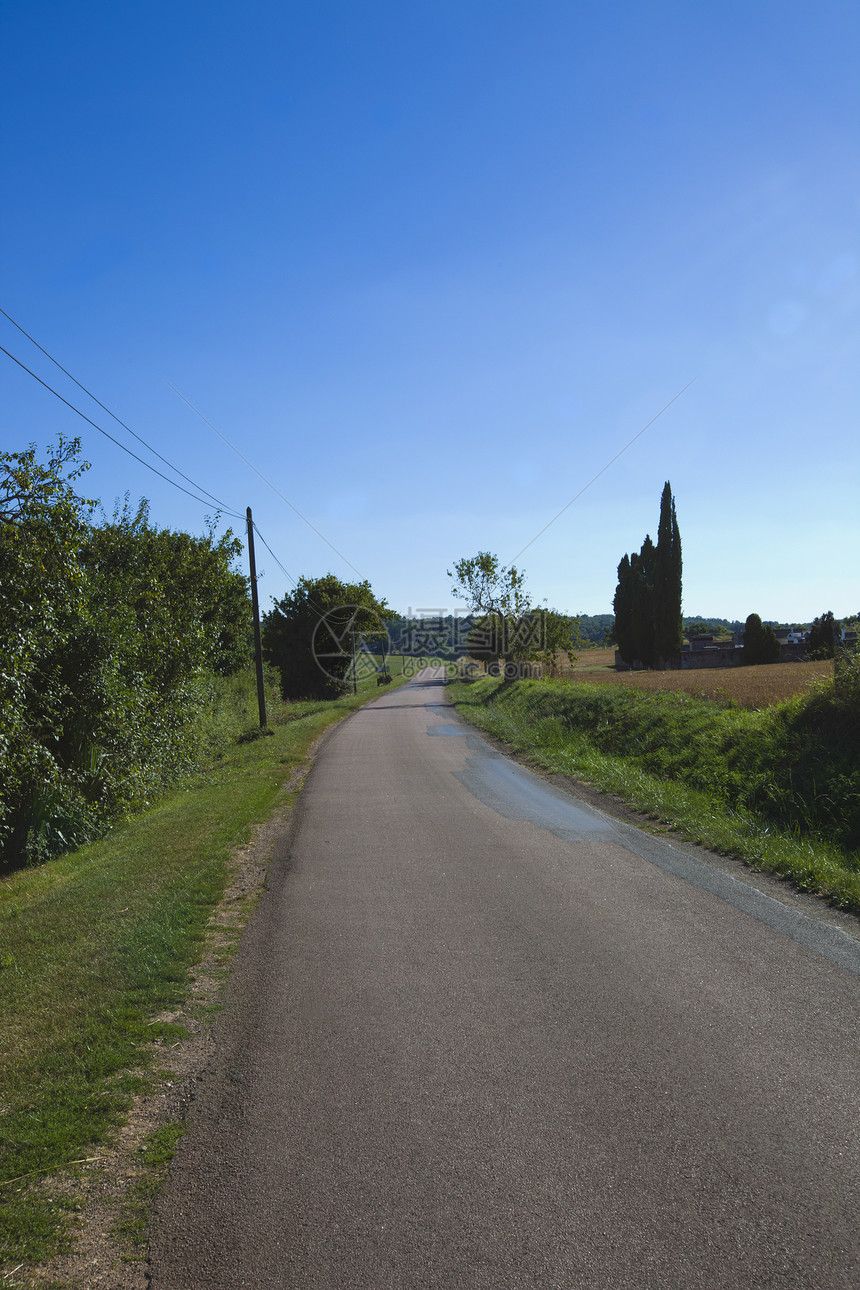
569 647 617 672
569 658 832 708
460 648 834 708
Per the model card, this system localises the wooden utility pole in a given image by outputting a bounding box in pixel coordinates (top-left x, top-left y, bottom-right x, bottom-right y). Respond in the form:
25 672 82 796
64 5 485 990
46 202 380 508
246 507 267 729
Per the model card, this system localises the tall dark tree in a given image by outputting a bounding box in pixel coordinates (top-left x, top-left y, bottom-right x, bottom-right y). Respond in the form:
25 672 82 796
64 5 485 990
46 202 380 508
806 611 840 659
654 481 683 663
611 482 682 668
612 554 635 664
743 613 780 665
630 538 657 668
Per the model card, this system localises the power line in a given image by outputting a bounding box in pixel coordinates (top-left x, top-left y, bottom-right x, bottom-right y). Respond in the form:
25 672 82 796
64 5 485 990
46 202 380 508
165 379 364 578
251 521 341 622
251 522 298 588
0 306 235 513
509 376 697 563
0 343 243 518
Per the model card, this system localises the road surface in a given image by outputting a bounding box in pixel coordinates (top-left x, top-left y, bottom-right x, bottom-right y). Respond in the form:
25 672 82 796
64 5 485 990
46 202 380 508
149 669 860 1288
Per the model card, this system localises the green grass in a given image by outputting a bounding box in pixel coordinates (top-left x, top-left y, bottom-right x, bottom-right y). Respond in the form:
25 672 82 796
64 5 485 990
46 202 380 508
449 674 860 911
113 1122 187 1252
0 660 412 1267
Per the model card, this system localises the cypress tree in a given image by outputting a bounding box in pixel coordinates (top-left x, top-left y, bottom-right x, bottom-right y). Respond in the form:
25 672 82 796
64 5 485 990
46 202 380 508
612 482 683 670
612 555 635 665
654 481 683 664
631 538 657 668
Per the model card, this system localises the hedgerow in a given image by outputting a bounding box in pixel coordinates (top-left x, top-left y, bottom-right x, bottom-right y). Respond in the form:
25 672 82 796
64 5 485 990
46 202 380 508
0 438 251 867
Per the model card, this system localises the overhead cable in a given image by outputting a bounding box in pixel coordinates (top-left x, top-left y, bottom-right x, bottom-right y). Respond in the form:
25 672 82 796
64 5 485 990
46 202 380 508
251 522 298 588
0 344 242 517
0 305 234 513
165 380 364 578
509 376 697 562
252 522 340 621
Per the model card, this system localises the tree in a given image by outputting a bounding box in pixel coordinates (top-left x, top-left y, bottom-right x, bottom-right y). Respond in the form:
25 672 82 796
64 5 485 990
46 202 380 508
465 614 507 669
806 611 840 660
611 482 682 668
529 609 583 675
448 552 578 670
653 481 683 662
612 537 656 666
448 552 530 667
612 554 635 664
743 614 780 665
448 551 530 619
630 537 657 668
262 574 395 700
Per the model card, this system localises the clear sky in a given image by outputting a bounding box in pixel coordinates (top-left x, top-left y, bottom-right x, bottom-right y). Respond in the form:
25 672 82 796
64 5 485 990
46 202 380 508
2 0 858 624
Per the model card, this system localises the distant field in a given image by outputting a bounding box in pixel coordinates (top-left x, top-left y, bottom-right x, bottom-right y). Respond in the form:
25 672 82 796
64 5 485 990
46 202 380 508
565 651 832 707
568 647 617 672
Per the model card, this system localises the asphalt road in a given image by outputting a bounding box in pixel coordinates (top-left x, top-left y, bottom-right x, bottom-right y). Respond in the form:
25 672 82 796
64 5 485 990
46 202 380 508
149 669 860 1289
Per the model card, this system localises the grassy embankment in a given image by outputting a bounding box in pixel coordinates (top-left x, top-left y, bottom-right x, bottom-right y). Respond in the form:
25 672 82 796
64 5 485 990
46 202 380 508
0 657 415 1270
449 657 860 910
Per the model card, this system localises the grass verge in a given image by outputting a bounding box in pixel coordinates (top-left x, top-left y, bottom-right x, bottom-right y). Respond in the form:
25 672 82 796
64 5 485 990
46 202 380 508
0 661 413 1271
112 1122 187 1254
449 675 860 911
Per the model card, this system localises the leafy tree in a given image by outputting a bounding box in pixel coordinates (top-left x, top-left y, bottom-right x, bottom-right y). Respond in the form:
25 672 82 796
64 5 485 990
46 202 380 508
743 613 780 665
528 609 583 674
465 613 507 669
71 501 252 824
448 551 529 666
448 551 529 619
84 498 250 683
448 552 578 669
263 574 395 700
574 613 615 645
806 611 840 660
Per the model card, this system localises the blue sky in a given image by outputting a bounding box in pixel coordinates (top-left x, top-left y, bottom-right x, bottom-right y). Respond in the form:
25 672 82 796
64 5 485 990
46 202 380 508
2 0 858 623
